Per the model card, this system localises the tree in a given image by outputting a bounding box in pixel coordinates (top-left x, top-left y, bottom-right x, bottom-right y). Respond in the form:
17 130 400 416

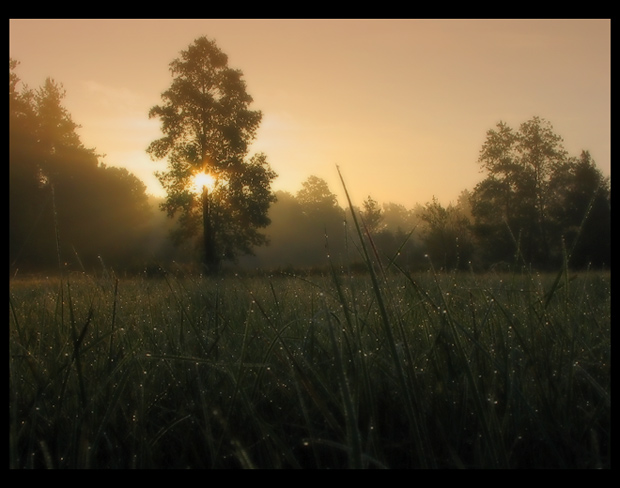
294 175 345 263
547 151 610 268
296 175 339 216
10 59 46 268
361 196 384 235
10 60 152 272
246 189 331 269
418 196 474 270
470 117 609 269
147 36 277 273
9 68 102 269
471 117 569 267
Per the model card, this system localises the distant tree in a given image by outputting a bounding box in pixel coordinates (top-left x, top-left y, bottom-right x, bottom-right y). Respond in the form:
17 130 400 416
296 175 339 216
294 175 346 263
470 117 570 267
247 190 318 268
470 117 610 269
547 151 610 268
147 36 277 273
371 202 425 270
381 202 418 234
92 165 152 267
361 196 384 235
418 196 474 269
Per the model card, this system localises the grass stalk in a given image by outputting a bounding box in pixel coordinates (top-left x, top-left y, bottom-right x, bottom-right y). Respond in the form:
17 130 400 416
337 165 430 468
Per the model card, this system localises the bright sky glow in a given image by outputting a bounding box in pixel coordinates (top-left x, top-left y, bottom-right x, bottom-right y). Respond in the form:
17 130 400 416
9 19 610 208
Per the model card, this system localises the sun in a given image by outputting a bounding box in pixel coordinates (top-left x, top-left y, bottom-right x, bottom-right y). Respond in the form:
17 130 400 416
191 171 216 193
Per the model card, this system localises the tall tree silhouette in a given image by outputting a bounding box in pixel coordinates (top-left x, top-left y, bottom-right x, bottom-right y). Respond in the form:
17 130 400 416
147 36 277 273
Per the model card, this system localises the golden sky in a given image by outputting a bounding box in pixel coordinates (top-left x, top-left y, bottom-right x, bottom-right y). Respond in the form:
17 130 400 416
9 19 610 208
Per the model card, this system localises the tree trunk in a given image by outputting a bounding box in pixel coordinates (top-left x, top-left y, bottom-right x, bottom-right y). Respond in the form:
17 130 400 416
202 187 218 274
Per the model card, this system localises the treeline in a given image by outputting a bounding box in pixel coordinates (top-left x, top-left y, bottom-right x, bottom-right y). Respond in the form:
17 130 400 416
246 156 610 272
250 124 611 273
10 60 175 274
10 60 610 275
243 118 612 272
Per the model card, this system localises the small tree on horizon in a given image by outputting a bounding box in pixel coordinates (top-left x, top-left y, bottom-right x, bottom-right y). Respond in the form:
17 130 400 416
361 195 384 235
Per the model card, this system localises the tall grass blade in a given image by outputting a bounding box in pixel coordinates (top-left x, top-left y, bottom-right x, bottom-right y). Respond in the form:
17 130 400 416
336 165 430 468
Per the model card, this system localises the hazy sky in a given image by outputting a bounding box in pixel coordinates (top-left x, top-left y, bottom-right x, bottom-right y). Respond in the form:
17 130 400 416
9 19 610 208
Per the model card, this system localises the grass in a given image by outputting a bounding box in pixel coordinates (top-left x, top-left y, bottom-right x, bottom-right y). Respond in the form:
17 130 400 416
9 260 610 468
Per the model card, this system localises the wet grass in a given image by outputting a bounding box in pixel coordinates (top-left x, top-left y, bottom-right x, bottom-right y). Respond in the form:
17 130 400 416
9 260 610 468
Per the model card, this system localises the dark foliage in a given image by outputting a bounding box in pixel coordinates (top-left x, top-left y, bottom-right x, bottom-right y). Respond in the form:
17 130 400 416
10 59 152 274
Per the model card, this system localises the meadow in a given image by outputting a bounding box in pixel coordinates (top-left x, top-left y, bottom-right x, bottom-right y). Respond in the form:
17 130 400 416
9 260 610 469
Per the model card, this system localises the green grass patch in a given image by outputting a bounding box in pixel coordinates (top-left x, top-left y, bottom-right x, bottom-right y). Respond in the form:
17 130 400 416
9 264 610 468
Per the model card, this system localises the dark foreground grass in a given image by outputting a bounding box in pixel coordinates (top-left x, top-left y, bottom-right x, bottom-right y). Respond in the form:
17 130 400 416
9 262 610 469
